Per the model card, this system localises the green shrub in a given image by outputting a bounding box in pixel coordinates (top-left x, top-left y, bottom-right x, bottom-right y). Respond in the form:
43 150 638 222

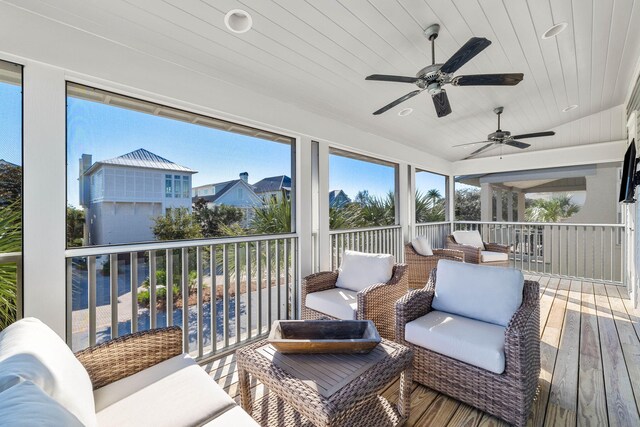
137 290 150 307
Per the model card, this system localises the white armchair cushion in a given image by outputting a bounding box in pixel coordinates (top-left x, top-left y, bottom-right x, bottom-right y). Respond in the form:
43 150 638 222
0 381 84 426
335 250 395 292
432 259 524 327
0 318 97 426
405 310 506 374
305 288 357 320
411 236 433 256
452 230 485 249
481 251 509 262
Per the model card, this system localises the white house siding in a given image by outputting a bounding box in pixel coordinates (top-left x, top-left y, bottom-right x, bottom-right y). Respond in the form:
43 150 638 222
205 181 263 228
89 201 162 245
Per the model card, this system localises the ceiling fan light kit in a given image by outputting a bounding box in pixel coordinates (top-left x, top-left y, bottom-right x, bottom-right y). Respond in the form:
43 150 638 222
398 107 414 116
365 23 524 118
541 22 568 39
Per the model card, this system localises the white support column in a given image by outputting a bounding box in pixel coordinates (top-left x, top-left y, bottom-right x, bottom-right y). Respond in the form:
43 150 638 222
398 163 410 250
317 142 331 271
517 192 526 221
495 189 503 221
507 191 514 222
409 165 417 240
480 183 493 222
296 136 313 279
23 63 67 338
447 175 455 223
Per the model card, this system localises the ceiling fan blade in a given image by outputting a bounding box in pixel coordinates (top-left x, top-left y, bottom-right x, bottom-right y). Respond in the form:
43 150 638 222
440 37 492 74
432 90 452 117
464 142 498 160
372 90 423 115
366 74 420 84
452 140 491 148
511 131 555 139
452 73 524 86
505 140 531 149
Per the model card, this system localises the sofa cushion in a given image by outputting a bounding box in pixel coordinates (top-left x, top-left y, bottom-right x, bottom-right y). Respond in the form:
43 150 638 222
0 380 84 426
405 310 506 374
95 354 237 427
481 250 509 263
452 230 485 249
305 288 357 320
431 259 524 327
202 406 258 426
411 236 433 256
336 250 395 292
0 318 96 426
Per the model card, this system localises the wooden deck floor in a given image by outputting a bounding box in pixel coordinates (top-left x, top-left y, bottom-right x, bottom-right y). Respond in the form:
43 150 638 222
203 276 640 426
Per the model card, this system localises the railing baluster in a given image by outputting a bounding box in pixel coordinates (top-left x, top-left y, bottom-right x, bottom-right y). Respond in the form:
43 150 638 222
284 238 290 320
210 245 216 353
149 250 157 330
276 239 281 320
256 241 262 335
88 256 96 347
196 246 203 358
166 249 173 327
181 248 189 353
110 254 118 339
246 241 252 339
234 243 241 345
131 253 138 333
223 244 229 348
266 240 272 329
66 258 73 346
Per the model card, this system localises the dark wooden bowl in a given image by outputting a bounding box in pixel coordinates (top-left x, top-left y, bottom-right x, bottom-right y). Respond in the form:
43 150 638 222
268 320 381 354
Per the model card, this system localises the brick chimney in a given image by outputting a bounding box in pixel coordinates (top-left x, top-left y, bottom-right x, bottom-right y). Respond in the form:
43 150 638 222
239 172 248 182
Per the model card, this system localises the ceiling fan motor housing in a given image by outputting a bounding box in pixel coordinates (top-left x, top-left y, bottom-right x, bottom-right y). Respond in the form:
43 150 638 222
488 130 511 141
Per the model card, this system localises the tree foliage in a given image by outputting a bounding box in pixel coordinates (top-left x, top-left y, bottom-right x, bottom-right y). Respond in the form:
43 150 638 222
455 188 481 221
0 200 21 330
66 205 85 247
152 207 202 241
416 189 445 223
525 194 580 222
249 190 291 234
192 198 243 237
0 163 21 206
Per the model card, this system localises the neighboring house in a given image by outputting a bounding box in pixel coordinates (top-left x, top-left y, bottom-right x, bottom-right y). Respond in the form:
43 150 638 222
329 190 351 208
253 175 291 201
192 172 263 227
79 148 197 245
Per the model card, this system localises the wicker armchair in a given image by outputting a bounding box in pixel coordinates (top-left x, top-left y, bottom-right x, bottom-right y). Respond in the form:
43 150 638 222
75 326 183 389
302 264 408 341
404 243 464 289
446 234 510 266
395 269 540 427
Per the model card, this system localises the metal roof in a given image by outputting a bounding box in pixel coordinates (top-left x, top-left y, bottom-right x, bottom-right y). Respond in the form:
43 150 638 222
252 175 291 194
85 148 196 174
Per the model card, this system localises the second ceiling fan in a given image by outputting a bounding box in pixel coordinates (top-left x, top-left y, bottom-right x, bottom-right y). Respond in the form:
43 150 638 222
366 24 524 118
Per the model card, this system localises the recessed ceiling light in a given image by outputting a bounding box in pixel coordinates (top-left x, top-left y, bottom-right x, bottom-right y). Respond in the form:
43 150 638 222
562 104 578 112
541 22 568 39
224 9 252 34
398 108 413 116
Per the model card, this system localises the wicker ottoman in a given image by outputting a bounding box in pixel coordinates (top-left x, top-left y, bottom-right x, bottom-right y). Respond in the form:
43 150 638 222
236 339 413 427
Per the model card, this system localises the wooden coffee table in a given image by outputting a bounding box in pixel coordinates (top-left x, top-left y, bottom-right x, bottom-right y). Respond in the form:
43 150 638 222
236 338 413 427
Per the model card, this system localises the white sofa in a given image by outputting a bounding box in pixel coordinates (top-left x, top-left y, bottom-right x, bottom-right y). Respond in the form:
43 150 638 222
0 318 258 426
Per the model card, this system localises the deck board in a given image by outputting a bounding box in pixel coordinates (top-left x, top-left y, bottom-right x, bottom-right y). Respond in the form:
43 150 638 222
204 277 640 426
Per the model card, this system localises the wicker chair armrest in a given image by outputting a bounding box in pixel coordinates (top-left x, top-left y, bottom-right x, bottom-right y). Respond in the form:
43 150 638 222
445 241 482 263
302 271 339 297
395 269 436 342
504 280 540 379
75 326 183 390
484 242 510 253
357 264 408 309
431 248 465 261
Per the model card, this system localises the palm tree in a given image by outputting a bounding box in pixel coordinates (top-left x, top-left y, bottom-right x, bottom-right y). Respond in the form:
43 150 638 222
416 189 445 223
525 194 580 222
0 200 21 330
359 191 395 226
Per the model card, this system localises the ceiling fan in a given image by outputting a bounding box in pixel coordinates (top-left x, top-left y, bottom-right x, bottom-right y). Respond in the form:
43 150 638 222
454 106 555 159
365 24 523 118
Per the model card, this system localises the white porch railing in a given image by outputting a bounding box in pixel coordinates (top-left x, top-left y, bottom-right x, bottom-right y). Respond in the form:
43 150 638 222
414 221 452 248
329 225 403 270
65 234 298 359
0 251 22 320
453 221 624 284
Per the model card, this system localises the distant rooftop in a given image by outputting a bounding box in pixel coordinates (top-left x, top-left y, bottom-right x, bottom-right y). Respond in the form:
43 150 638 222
85 148 196 174
253 175 291 193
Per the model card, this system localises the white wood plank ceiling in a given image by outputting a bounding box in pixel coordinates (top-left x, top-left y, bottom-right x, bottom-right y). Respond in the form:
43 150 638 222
5 0 639 161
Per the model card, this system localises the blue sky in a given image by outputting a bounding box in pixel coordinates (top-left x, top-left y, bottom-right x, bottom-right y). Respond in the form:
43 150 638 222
66 97 292 207
0 82 22 166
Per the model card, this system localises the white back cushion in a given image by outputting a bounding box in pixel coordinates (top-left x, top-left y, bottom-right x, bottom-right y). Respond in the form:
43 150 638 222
0 381 84 426
431 260 524 327
411 236 433 256
336 250 395 292
453 230 485 249
0 318 97 426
